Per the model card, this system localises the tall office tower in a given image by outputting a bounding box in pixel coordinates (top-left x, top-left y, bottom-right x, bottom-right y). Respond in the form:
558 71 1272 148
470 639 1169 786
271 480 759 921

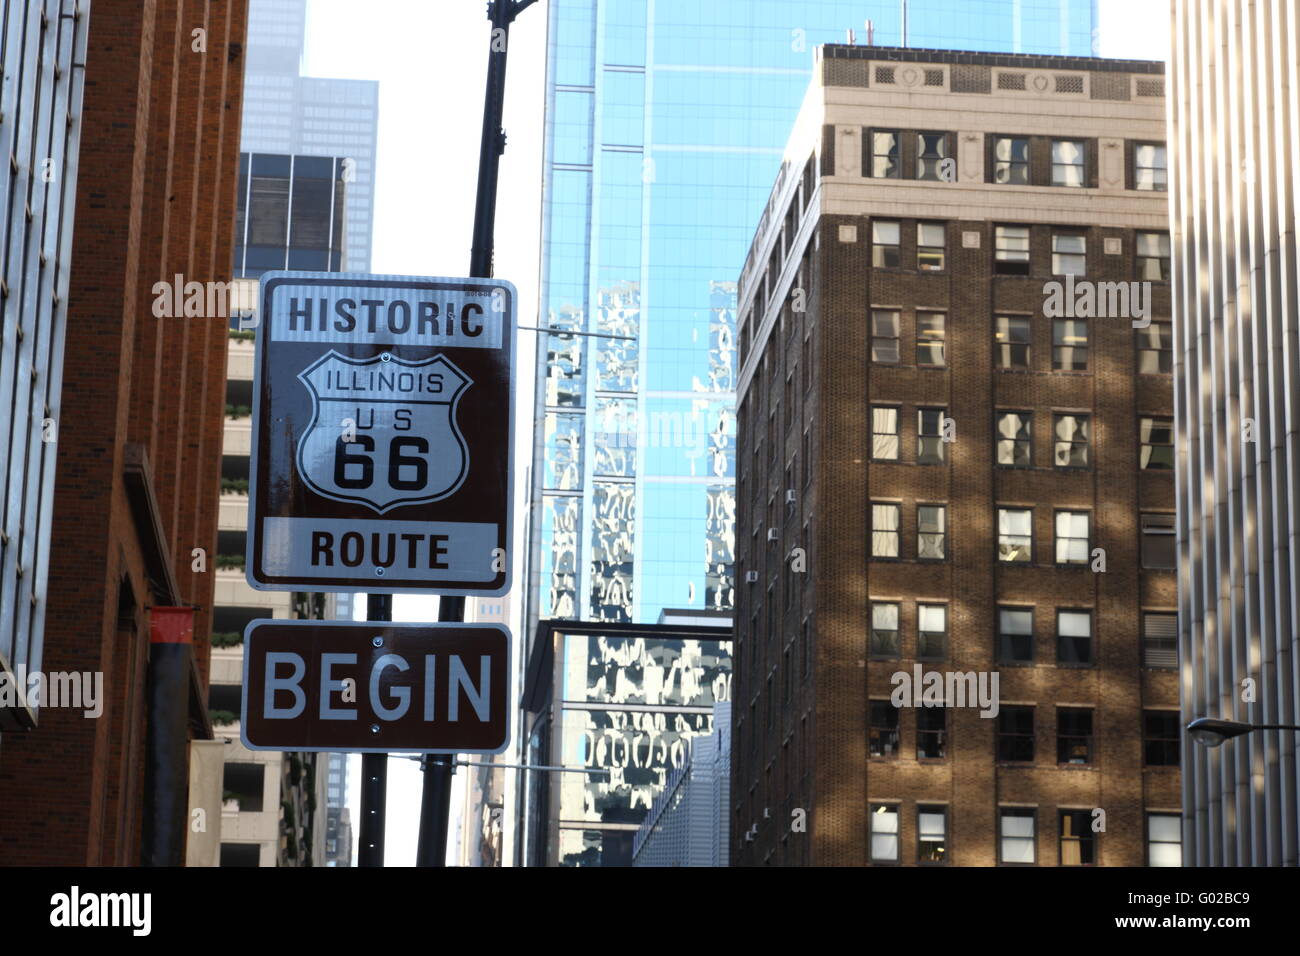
1169 1 1300 867
203 153 346 867
734 46 1175 866
239 0 378 272
526 0 1099 639
518 0 1100 868
0 0 248 865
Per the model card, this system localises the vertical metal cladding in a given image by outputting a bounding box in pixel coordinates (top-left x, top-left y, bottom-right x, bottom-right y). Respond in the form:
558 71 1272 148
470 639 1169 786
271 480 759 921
0 0 91 725
1170 0 1300 866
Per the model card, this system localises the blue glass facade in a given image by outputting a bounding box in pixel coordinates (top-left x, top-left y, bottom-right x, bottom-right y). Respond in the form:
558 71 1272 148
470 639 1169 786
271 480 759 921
528 0 1099 632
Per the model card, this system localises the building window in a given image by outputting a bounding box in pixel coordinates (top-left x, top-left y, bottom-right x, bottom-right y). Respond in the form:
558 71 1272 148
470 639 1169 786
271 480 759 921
1143 612 1178 668
992 136 1029 184
917 408 947 464
871 309 900 362
1134 142 1167 191
871 406 900 460
917 806 948 863
996 412 1032 467
995 316 1031 368
917 708 946 759
1055 510 1090 565
871 503 900 558
917 507 946 561
1051 139 1086 187
869 804 900 861
917 222 946 270
1051 231 1087 275
1136 231 1171 280
872 220 900 267
1141 513 1176 569
869 704 899 758
1139 416 1174 469
994 225 1030 274
997 706 1035 760
1137 321 1173 373
1143 710 1180 766
870 601 900 658
1000 808 1036 863
1056 609 1093 664
868 129 900 178
1053 414 1090 468
997 508 1033 563
1147 813 1182 867
918 603 947 658
1059 810 1097 865
917 311 946 365
916 131 950 180
1057 708 1094 764
997 607 1034 663
1052 319 1088 370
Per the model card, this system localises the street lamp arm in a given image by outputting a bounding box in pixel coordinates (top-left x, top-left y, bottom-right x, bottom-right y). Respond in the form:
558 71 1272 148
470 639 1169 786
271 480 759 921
1187 716 1300 748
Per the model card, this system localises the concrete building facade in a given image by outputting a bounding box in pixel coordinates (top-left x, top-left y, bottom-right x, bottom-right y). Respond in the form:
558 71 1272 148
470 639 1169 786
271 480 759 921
734 46 1178 866
1169 0 1300 866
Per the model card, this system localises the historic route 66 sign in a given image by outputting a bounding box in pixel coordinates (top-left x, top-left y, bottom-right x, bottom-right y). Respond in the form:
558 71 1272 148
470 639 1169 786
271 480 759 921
247 272 515 594
296 351 471 511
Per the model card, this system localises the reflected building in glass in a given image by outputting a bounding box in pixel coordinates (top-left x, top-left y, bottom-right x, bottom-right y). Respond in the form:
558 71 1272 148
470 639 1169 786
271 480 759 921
521 614 732 866
520 0 1099 865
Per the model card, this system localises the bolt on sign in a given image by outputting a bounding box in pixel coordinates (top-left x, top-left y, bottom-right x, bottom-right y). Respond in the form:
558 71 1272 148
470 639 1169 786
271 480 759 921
240 620 511 754
246 272 515 594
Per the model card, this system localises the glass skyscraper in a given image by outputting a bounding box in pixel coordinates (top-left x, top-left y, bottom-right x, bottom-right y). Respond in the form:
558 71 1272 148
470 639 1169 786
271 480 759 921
525 0 1099 635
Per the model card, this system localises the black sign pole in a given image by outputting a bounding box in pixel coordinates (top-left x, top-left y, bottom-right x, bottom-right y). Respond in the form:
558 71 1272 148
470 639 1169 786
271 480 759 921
415 0 535 869
358 593 392 866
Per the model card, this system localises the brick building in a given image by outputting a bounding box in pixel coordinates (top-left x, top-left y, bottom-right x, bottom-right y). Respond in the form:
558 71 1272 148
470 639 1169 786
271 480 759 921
0 0 249 865
733 46 1178 866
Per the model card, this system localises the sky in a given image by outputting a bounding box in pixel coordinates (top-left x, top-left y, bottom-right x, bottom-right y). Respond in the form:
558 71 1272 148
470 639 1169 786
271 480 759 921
300 0 1170 866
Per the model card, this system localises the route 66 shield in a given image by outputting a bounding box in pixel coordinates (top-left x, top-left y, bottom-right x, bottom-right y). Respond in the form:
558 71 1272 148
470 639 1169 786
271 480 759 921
295 350 472 512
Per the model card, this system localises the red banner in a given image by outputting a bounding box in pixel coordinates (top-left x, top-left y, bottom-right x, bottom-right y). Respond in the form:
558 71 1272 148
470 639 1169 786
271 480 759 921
149 606 194 644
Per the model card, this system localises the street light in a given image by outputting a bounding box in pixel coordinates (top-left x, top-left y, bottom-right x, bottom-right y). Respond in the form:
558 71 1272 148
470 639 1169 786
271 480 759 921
1187 717 1300 747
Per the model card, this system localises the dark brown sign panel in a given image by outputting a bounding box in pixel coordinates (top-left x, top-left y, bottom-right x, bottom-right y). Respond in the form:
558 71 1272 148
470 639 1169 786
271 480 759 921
240 620 510 754
246 272 515 594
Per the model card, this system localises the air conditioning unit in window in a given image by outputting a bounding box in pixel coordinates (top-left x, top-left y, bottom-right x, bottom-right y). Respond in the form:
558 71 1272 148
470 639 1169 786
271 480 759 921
767 528 780 542
785 489 797 503
746 571 759 583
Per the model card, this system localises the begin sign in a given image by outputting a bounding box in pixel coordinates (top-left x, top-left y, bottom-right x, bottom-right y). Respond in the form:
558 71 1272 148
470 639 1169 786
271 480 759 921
240 620 511 754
